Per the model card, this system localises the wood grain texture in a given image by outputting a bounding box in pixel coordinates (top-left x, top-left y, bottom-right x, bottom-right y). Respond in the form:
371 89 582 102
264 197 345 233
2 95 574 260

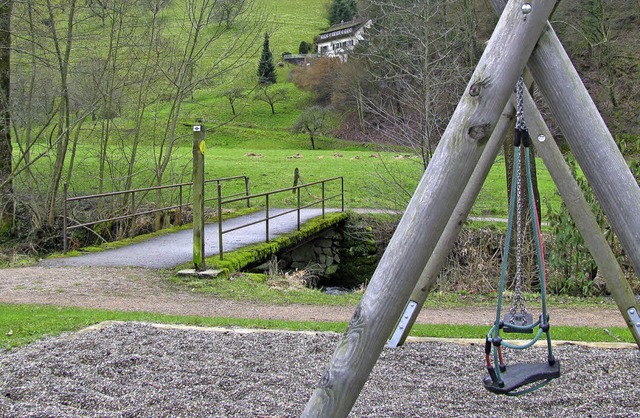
302 1 561 416
490 0 640 293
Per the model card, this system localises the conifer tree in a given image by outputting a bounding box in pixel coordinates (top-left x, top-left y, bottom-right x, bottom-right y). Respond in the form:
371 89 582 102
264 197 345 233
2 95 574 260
257 32 277 85
328 0 357 26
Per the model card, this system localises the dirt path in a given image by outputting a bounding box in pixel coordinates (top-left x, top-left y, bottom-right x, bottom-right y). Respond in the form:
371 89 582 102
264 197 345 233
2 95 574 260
0 266 628 328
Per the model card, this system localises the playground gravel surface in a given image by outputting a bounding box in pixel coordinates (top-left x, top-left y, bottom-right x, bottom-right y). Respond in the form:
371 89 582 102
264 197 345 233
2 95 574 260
1 322 638 417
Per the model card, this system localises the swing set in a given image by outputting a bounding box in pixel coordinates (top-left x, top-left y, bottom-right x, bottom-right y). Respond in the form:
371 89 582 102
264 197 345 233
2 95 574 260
483 77 560 396
303 1 640 416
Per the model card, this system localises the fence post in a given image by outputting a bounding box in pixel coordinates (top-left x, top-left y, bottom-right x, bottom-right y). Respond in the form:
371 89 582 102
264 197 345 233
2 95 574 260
321 181 326 218
340 177 344 212
297 186 301 230
192 124 206 271
218 182 223 260
177 184 183 225
129 191 136 237
245 176 251 208
265 194 270 242
63 183 68 253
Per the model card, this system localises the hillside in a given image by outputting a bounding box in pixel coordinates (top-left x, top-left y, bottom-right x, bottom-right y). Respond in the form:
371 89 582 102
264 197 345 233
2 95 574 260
2 0 639 257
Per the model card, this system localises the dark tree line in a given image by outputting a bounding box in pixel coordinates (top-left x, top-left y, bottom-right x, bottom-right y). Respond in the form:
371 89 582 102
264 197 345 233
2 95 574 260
328 0 357 26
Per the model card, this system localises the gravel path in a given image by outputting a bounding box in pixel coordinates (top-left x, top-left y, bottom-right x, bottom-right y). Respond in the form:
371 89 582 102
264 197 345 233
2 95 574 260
1 322 638 417
0 266 628 327
1 266 638 416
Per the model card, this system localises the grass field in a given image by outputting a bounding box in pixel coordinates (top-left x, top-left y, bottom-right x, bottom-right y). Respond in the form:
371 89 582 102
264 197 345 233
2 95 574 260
13 0 564 217
0 303 633 351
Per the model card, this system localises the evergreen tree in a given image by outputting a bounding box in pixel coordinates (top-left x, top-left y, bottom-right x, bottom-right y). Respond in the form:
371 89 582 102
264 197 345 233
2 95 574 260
328 0 357 26
257 32 277 85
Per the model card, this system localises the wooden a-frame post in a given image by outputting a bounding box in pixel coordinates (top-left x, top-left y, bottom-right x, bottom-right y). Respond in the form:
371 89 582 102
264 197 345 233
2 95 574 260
388 100 517 347
302 1 559 416
392 0 640 350
518 89 640 346
490 0 640 281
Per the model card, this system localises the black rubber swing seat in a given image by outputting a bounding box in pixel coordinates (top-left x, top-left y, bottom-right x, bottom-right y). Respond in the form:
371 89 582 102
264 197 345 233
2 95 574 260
483 360 561 395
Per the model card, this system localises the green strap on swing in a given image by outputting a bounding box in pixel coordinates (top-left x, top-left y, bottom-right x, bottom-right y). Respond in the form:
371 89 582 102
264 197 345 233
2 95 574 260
484 139 559 396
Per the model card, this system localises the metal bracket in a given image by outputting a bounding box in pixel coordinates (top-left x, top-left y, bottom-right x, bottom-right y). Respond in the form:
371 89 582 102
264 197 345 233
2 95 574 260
387 300 418 348
628 307 640 335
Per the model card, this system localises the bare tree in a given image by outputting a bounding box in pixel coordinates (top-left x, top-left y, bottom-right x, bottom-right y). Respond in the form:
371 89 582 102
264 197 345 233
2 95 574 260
149 0 267 227
3 0 267 238
254 84 288 115
355 0 477 170
292 106 331 150
44 0 84 226
0 0 12 232
223 87 246 116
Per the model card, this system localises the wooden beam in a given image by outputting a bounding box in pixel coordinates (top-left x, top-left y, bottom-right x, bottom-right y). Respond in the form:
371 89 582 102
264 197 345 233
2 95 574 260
387 102 516 348
519 89 640 347
392 65 640 348
302 1 560 416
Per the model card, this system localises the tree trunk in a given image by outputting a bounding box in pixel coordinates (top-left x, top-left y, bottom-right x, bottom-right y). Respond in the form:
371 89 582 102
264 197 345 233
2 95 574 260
46 0 77 226
0 0 13 233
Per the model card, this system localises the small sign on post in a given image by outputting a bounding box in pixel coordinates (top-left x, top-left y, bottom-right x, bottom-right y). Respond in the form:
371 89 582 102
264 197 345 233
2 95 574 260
193 124 206 271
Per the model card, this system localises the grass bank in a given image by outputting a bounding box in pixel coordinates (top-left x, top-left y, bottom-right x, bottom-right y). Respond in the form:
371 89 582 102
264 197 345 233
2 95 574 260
1 302 633 351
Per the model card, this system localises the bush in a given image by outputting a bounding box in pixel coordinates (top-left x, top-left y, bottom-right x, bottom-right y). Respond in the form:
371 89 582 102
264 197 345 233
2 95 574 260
545 156 638 296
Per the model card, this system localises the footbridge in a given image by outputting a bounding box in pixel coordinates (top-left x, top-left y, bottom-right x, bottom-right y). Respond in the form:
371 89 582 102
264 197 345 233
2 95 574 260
46 176 346 270
41 208 345 269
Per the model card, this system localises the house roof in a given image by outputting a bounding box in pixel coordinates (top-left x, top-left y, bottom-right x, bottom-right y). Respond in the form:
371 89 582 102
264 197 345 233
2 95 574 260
317 18 371 43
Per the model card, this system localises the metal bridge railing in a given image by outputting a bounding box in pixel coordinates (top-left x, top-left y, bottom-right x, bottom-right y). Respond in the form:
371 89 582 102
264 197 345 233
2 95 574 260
216 176 344 260
62 176 250 252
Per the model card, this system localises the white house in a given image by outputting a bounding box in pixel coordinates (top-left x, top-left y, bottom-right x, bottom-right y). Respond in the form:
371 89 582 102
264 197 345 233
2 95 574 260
316 18 372 60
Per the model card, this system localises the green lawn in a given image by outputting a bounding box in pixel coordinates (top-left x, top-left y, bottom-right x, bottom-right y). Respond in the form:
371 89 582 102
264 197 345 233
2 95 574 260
0 303 633 351
51 140 562 215
263 0 332 56
2 0 598 353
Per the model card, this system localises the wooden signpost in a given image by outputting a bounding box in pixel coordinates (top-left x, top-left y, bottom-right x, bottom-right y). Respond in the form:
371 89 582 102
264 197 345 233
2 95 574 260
192 124 205 271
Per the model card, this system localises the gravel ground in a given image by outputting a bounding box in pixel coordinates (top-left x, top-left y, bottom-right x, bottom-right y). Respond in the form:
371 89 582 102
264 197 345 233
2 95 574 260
1 322 638 417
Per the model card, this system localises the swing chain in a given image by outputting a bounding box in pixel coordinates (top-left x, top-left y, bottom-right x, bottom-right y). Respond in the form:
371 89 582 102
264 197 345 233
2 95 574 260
516 76 527 131
510 149 528 320
509 75 529 322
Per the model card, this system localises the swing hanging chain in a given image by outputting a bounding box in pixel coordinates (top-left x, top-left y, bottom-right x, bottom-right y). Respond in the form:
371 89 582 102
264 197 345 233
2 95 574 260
510 154 529 320
509 75 529 322
516 76 527 131
483 76 560 396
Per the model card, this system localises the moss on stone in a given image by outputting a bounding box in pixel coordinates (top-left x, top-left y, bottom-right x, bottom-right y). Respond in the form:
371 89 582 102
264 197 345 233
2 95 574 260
196 212 348 277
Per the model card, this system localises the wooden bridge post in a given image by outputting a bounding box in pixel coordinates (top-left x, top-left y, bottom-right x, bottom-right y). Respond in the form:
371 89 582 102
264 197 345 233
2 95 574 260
192 125 206 271
302 1 559 416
